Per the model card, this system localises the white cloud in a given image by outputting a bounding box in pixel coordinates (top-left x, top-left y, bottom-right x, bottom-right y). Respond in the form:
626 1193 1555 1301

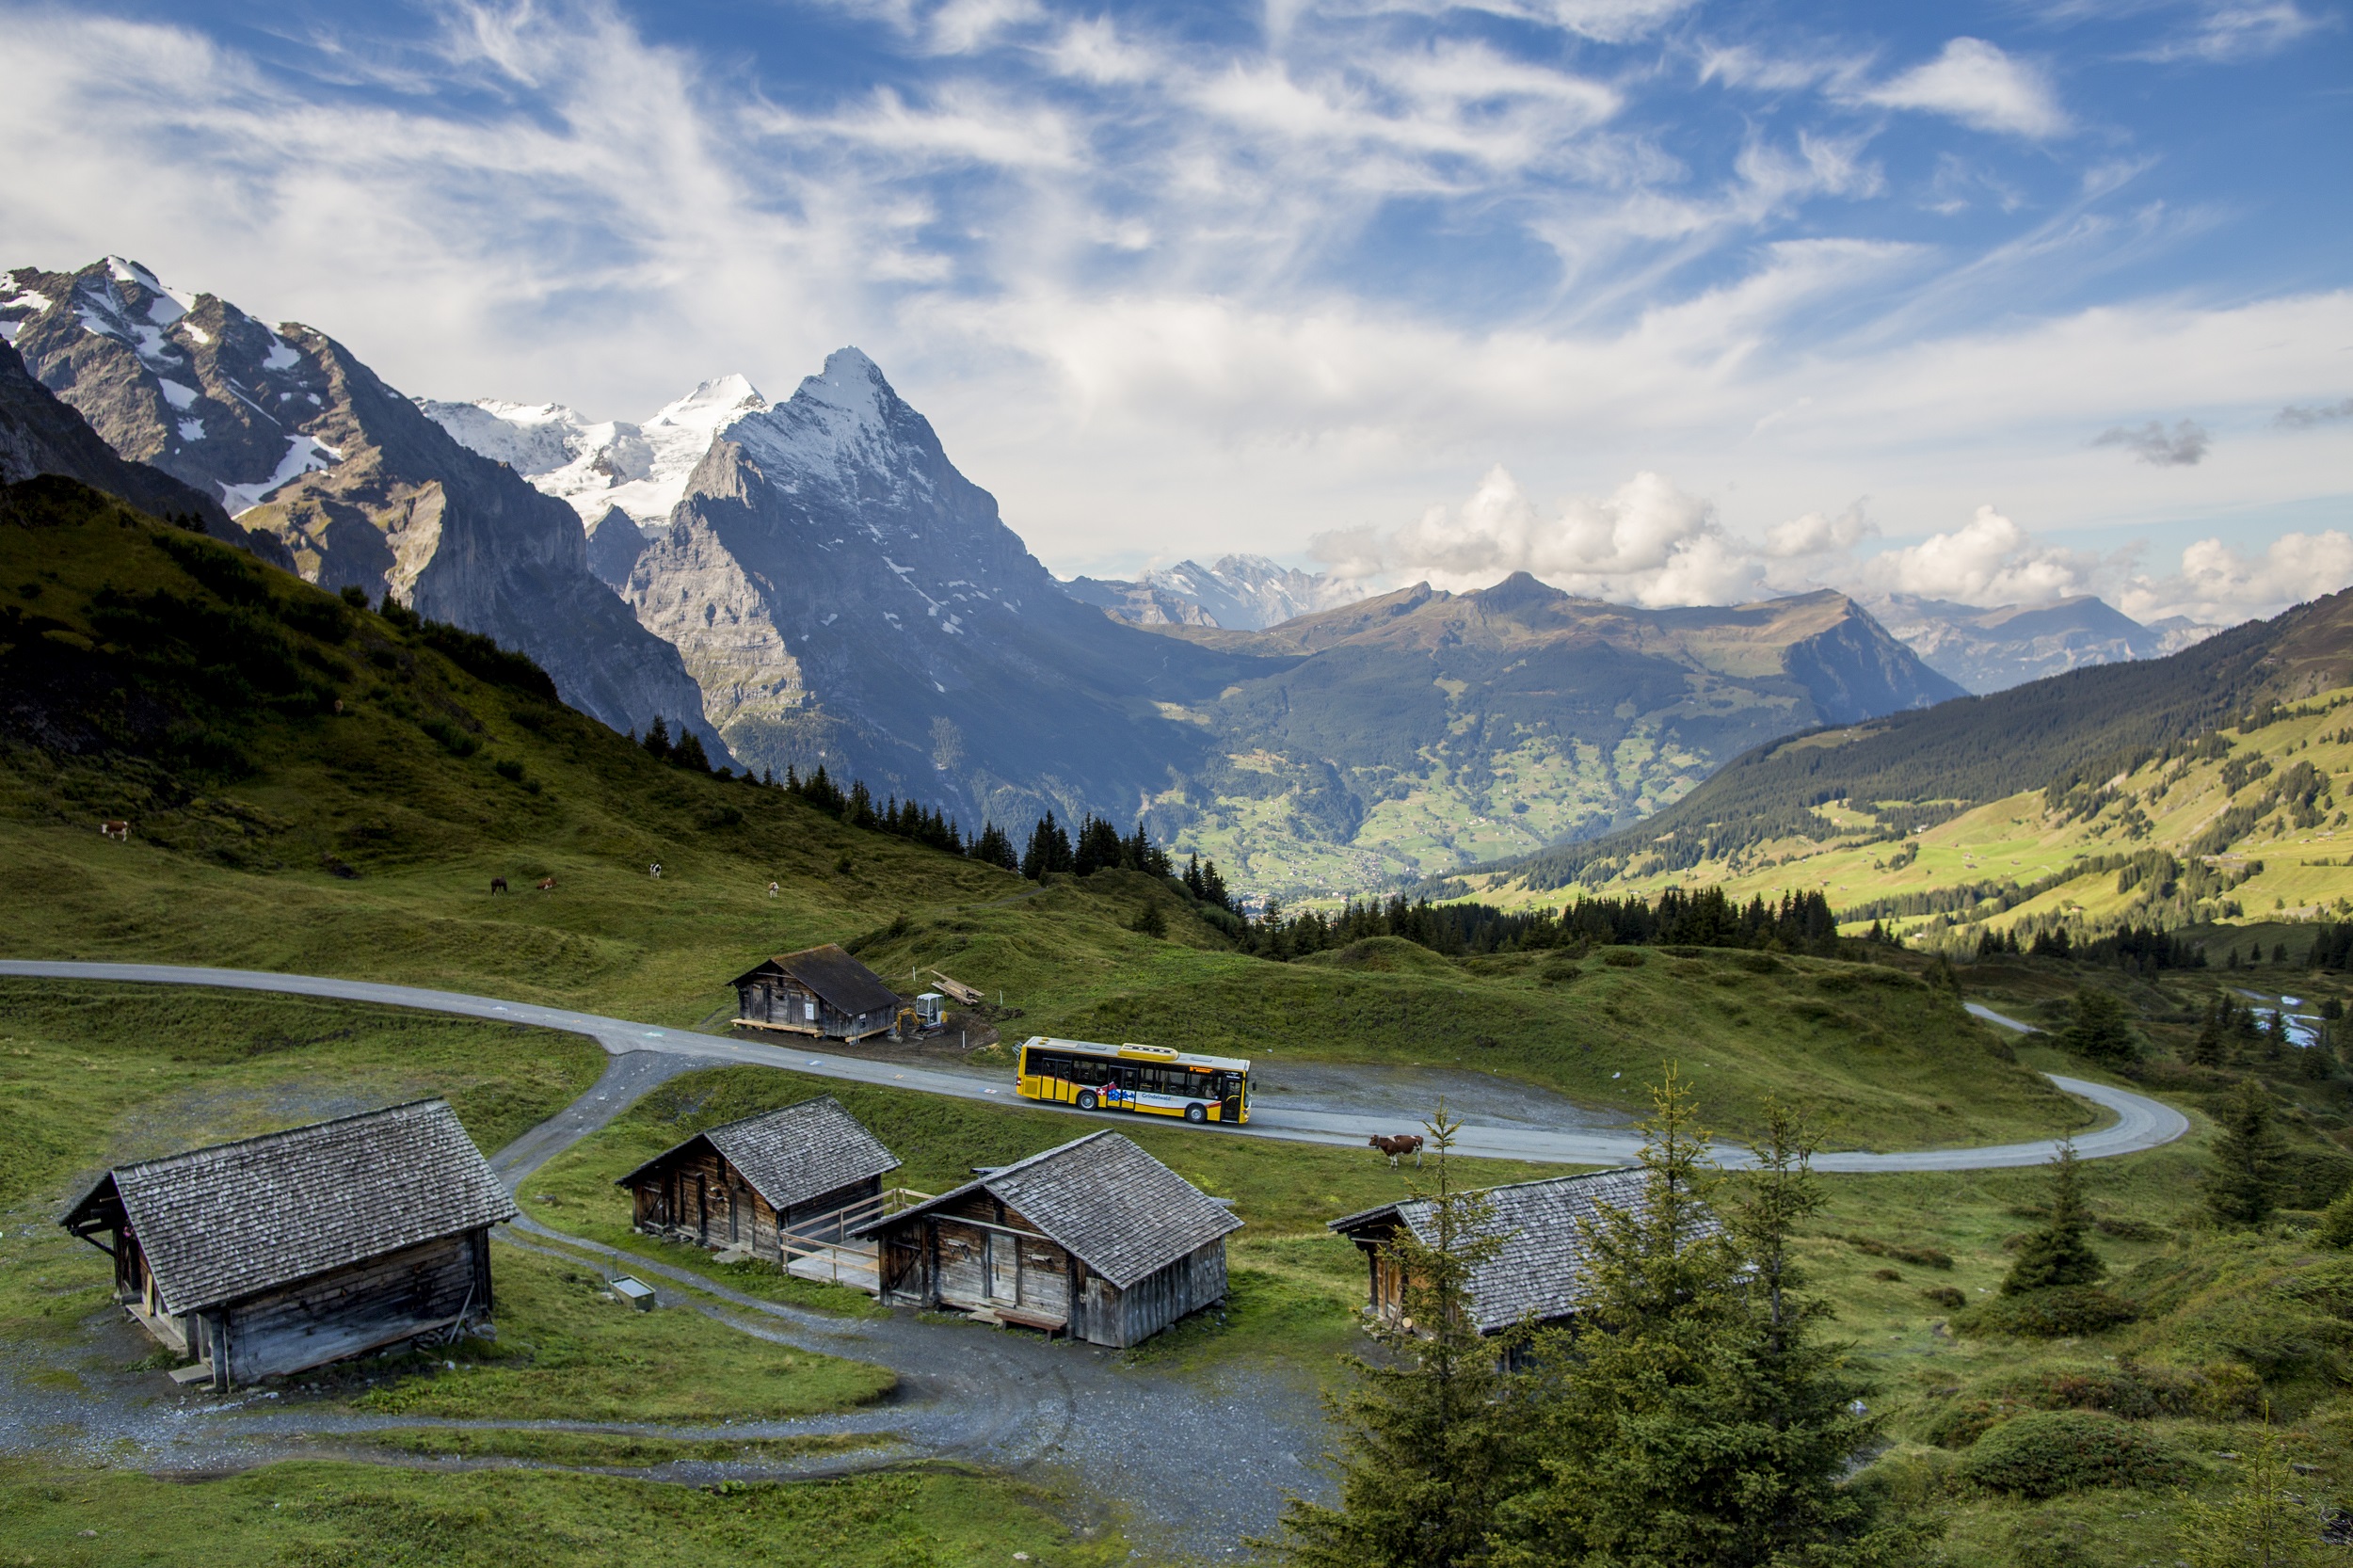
1847 505 2094 605
1860 39 2070 139
2124 531 2353 624
2138 2 2331 62
1312 466 1769 606
2092 418 2210 465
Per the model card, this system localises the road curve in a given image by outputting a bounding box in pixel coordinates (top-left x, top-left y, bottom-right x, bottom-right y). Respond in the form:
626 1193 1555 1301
0 960 2190 1170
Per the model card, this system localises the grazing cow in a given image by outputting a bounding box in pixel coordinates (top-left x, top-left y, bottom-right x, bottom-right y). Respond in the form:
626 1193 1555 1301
99 821 129 842
648 861 663 879
1369 1133 1425 1168
490 876 509 894
536 876 556 892
767 881 779 898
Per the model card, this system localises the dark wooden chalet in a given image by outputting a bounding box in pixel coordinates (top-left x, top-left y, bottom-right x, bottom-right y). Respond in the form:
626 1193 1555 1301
856 1130 1240 1347
59 1100 515 1392
617 1095 901 1256
1329 1167 1719 1337
730 944 902 1042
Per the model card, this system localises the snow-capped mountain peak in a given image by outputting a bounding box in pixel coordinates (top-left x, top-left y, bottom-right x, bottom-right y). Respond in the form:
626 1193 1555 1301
647 373 765 432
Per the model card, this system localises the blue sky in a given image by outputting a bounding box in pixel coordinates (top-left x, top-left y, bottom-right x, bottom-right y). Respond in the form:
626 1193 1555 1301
3 0 2348 622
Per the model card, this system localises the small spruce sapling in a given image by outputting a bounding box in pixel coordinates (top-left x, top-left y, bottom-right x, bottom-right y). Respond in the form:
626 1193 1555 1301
2206 1079 2286 1228
2002 1139 2105 1295
2060 989 2140 1067
2176 1418 2330 1568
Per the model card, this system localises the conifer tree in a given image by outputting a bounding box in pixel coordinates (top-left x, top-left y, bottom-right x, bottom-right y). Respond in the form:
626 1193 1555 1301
1271 1107 1528 1568
2060 989 2140 1066
2207 1079 2285 1227
2265 1008 2290 1061
2315 1183 2353 1249
2177 1419 2329 1567
2002 1140 2105 1294
2188 998 2227 1067
1493 1075 1923 1568
640 715 672 760
670 727 711 773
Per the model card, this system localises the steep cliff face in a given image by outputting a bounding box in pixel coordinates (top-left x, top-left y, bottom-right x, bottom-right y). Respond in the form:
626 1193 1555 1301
627 349 1272 823
5 258 723 757
1865 592 2215 695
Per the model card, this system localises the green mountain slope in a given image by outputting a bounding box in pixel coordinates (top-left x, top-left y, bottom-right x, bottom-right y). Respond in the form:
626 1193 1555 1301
1139 573 1962 898
0 474 2074 1145
1454 587 2353 944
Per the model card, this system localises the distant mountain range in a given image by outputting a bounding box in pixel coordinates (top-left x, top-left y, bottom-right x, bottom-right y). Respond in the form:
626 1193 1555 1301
2 258 723 758
1064 554 1370 631
1864 593 2217 695
3 253 2241 898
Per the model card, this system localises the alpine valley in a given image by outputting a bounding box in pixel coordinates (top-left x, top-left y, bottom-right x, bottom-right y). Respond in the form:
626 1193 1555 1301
5 255 2213 898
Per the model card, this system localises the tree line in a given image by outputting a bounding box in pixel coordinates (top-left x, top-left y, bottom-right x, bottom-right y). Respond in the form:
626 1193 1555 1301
1233 885 1855 964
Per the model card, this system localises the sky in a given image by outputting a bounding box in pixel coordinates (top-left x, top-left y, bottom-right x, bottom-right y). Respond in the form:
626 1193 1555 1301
2 0 2348 625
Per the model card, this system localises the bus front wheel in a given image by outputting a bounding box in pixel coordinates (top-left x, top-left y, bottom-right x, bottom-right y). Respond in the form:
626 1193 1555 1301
1185 1103 1208 1124
1077 1090 1099 1112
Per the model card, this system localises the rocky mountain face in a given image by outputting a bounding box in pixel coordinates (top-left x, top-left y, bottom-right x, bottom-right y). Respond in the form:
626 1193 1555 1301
1866 592 2217 694
5 258 723 756
610 349 1273 825
1064 552 1369 630
1129 573 1966 895
0 335 276 560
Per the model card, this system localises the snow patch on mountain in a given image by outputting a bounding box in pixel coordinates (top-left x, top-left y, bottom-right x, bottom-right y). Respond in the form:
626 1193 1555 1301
1064 552 1371 630
222 433 342 513
419 373 769 532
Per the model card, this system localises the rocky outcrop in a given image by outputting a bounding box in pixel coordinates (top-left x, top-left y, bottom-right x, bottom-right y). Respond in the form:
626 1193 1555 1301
0 337 276 557
627 349 1271 822
6 258 724 758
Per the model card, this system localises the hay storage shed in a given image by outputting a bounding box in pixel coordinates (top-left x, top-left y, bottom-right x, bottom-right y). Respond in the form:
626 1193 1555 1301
1329 1167 1719 1336
856 1130 1240 1347
616 1095 901 1255
729 944 903 1042
58 1099 514 1392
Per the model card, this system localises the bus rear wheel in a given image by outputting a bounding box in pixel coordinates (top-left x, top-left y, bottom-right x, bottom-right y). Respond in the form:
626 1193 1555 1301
1077 1090 1099 1111
1185 1103 1208 1124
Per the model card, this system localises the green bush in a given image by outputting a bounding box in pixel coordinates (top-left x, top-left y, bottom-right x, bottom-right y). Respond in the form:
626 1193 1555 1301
1954 1285 2137 1338
1601 949 1646 968
1959 1410 2185 1498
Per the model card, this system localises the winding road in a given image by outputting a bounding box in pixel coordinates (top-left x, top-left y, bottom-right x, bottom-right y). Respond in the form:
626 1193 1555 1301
0 960 2189 1169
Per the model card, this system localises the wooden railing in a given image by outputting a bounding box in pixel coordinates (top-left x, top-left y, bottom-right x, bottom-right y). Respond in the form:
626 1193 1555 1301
770 1186 935 1291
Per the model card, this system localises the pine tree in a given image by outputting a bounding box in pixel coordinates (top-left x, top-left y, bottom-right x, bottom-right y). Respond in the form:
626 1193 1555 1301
670 728 711 772
2060 988 2140 1066
2314 1183 2353 1249
2265 1008 2290 1061
1494 1073 1921 1568
1020 811 1073 880
1129 900 1167 938
2002 1140 2105 1294
2188 998 2227 1067
641 715 672 760
2207 1079 2285 1227
2176 1420 2329 1567
1269 1108 1528 1568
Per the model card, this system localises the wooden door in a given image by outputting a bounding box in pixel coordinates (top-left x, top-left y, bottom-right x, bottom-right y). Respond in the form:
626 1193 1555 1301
987 1233 1019 1301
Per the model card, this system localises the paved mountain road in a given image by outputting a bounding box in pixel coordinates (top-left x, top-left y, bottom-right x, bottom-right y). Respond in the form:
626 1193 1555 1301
2 959 2187 1169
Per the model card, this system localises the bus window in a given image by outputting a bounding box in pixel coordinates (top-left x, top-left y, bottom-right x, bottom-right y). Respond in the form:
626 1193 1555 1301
1072 1057 1109 1086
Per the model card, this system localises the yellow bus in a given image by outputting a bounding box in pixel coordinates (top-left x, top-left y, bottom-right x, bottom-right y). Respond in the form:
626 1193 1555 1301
1015 1036 1251 1125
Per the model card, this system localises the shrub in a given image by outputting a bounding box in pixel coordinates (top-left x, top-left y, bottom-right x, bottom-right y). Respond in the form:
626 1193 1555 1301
1601 949 1646 968
1845 1234 1956 1270
420 717 478 758
1959 1410 2185 1498
1954 1285 2137 1338
1922 1286 1967 1310
2316 1185 2353 1249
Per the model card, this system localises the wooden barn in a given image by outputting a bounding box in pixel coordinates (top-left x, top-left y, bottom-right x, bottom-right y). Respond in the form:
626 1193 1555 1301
616 1095 902 1258
58 1100 515 1392
729 945 903 1042
1329 1167 1718 1338
856 1130 1241 1347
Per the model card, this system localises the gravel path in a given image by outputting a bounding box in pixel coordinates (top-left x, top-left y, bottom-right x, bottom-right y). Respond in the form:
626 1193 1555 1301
0 960 2190 1168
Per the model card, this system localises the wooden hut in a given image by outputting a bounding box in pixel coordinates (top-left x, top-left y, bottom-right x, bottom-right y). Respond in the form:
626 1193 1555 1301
729 944 902 1042
58 1100 515 1392
1329 1167 1718 1338
616 1095 901 1257
856 1130 1240 1347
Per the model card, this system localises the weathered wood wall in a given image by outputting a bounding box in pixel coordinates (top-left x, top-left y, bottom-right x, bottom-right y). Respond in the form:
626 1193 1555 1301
627 1146 879 1253
218 1229 489 1385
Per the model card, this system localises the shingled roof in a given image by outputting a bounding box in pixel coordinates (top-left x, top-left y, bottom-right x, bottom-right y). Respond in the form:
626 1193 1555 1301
616 1096 900 1211
60 1100 515 1318
1329 1167 1721 1334
730 944 901 1017
857 1130 1241 1288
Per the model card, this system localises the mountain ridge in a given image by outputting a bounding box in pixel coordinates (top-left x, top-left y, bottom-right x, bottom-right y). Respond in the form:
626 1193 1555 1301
4 257 726 758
